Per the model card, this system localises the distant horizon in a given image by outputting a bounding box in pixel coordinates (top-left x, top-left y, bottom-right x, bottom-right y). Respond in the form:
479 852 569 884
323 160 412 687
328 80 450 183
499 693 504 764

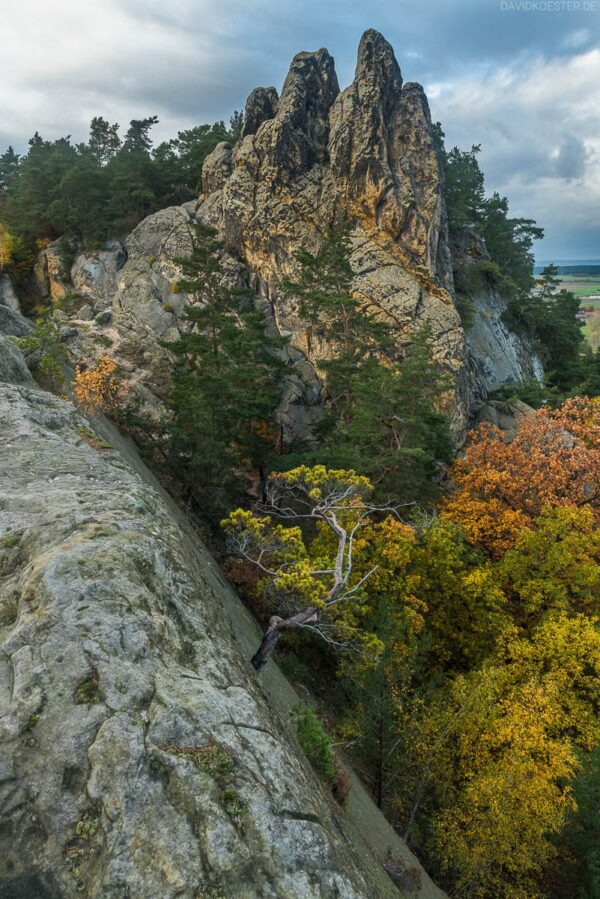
535 258 600 264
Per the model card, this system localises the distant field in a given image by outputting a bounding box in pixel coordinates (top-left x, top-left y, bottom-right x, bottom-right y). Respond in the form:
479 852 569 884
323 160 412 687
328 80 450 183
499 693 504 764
557 274 600 350
532 264 600 350
557 274 600 300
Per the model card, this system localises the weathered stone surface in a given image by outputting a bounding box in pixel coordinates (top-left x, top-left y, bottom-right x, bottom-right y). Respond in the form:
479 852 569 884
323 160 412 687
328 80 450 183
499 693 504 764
0 380 376 897
71 241 126 305
242 87 279 137
453 229 543 409
202 141 233 195
328 31 452 289
0 333 33 384
43 30 541 443
0 275 32 339
0 273 22 314
34 239 72 301
200 30 468 436
475 398 534 441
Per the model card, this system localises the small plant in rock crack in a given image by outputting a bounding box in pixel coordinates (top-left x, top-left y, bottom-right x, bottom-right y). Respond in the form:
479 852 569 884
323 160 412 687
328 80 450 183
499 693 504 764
294 703 336 784
76 426 113 451
75 811 99 841
1 533 19 548
74 671 101 705
164 742 234 785
221 788 246 831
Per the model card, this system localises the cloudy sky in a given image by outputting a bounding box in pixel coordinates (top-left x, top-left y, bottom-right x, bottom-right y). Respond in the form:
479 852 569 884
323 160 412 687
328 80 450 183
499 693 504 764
2 0 599 260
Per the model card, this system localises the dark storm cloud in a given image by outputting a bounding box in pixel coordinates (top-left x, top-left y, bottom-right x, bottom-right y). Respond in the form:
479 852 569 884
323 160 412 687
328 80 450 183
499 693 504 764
1 0 599 258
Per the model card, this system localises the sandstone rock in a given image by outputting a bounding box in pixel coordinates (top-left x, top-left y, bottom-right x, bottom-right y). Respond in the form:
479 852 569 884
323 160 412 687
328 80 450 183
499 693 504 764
243 86 279 137
453 228 544 409
0 339 449 896
0 273 22 314
42 30 541 445
0 333 33 384
0 302 32 338
34 239 72 300
0 381 370 898
94 310 112 326
0 276 33 339
200 30 468 438
76 304 94 321
71 241 126 304
475 398 535 441
59 325 79 342
202 141 233 195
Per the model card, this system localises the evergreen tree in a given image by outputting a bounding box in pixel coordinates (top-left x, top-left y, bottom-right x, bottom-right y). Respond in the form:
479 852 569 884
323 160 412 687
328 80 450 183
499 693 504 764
166 223 285 521
0 147 20 194
105 117 161 230
513 264 586 393
88 116 121 165
283 226 453 503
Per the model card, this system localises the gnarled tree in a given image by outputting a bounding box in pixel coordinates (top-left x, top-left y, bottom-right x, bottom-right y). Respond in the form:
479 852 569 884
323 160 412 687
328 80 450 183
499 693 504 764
222 465 394 670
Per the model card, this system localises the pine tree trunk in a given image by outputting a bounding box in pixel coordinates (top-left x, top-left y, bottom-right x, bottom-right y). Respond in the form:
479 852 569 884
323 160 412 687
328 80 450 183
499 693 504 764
251 606 319 671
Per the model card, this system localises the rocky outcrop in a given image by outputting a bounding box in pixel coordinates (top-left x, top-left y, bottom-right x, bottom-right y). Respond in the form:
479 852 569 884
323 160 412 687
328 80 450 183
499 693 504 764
453 229 543 409
202 29 466 434
0 273 22 314
47 31 467 440
34 239 72 301
475 398 534 441
42 30 541 443
0 333 447 898
0 333 33 383
242 87 279 137
0 275 32 339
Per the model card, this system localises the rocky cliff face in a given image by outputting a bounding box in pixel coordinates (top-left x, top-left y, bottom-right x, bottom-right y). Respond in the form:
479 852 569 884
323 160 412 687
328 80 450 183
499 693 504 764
37 29 541 444
453 229 543 407
0 310 446 897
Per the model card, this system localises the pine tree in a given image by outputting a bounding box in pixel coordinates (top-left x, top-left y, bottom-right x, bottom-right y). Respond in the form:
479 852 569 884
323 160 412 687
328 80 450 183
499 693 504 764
166 223 285 521
283 225 453 504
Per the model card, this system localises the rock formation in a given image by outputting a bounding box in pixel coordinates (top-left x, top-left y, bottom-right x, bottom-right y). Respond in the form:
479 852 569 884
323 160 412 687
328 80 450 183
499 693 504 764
42 29 541 443
0 302 446 897
453 229 543 407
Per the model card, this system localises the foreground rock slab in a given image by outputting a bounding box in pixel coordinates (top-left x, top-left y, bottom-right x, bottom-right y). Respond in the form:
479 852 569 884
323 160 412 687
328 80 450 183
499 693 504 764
0 378 386 898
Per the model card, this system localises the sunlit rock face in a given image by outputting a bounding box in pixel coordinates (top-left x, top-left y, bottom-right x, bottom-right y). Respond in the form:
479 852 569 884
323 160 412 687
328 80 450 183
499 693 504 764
43 30 541 442
203 29 467 438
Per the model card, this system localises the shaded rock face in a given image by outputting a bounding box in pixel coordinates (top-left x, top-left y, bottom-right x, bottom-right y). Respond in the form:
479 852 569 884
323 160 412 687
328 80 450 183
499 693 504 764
0 343 386 899
0 275 32 339
34 240 72 301
0 333 33 383
0 273 22 314
475 398 534 442
454 229 544 409
242 87 279 137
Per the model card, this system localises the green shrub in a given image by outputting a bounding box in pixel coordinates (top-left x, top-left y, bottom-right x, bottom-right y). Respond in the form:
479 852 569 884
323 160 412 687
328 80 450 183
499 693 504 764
294 703 335 783
13 317 67 392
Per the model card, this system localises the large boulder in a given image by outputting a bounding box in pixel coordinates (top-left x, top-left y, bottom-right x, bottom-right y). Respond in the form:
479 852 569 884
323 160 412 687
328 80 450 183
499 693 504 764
0 382 391 898
0 333 33 384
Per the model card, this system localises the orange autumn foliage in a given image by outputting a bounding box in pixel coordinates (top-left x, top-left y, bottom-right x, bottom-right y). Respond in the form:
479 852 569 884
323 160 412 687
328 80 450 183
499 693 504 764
442 397 600 557
73 354 123 414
